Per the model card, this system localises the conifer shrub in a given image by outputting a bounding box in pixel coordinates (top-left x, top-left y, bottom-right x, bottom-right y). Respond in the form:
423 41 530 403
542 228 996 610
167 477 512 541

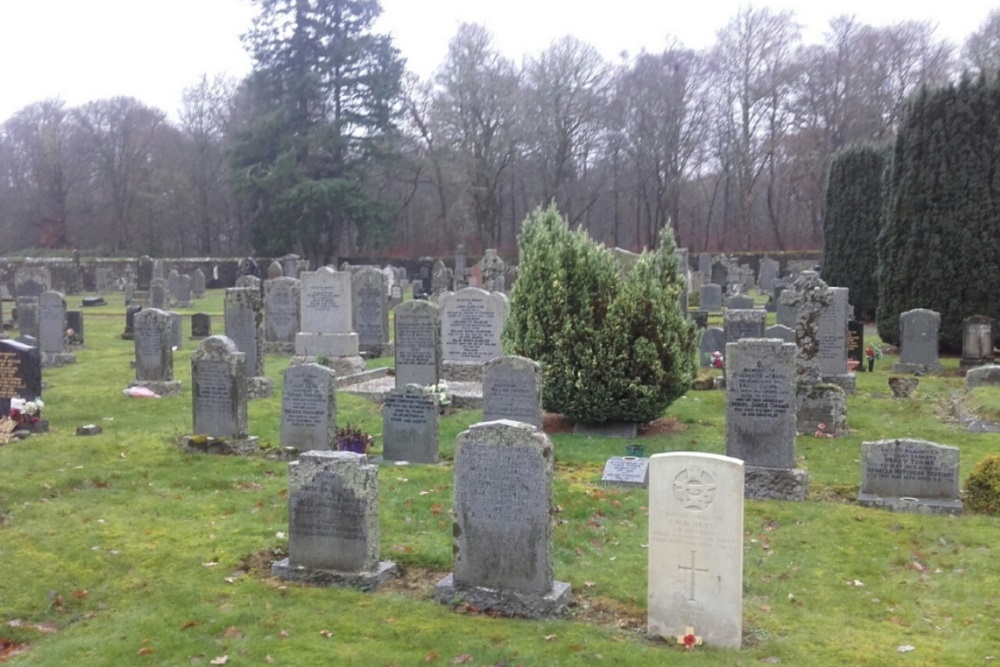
965 454 1000 515
503 204 697 424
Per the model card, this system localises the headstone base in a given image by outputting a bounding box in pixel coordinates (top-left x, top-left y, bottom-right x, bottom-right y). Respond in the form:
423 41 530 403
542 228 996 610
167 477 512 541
744 466 809 501
271 558 398 592
247 376 275 400
290 355 366 377
856 493 962 516
120 332 135 341
892 362 943 375
173 301 192 309
796 383 848 436
433 573 572 619
295 332 359 357
441 361 484 382
822 373 856 396
128 380 182 397
183 435 259 456
573 422 638 438
41 352 77 367
263 341 296 355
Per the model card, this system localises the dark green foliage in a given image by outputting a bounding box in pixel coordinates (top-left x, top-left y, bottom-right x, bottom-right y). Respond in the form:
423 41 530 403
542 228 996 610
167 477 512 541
503 205 697 424
822 145 887 321
230 0 403 267
965 454 1000 514
877 75 1000 351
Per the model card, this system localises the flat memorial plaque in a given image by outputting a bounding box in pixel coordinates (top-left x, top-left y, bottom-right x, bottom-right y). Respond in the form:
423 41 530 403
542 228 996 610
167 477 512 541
601 456 649 487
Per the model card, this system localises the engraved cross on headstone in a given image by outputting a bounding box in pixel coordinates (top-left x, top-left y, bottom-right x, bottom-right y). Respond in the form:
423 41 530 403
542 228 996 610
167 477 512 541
678 549 709 601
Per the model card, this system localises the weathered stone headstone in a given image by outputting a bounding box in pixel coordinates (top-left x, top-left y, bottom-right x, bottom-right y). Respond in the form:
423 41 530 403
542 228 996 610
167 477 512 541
169 311 182 350
267 260 283 280
281 253 302 279
235 274 261 290
152 259 165 282
648 452 744 650
857 439 962 515
150 278 168 310
38 291 69 358
725 338 808 500
15 266 50 299
95 267 111 293
271 451 397 589
174 275 192 307
723 309 766 344
137 256 153 290
393 300 441 388
191 313 211 339
726 295 754 310
699 284 722 312
847 319 864 370
264 277 300 352
0 338 42 416
191 268 206 298
600 456 649 487
434 420 571 618
817 287 854 393
224 287 272 398
440 288 507 379
416 260 433 297
388 283 403 309
893 308 943 374
758 256 779 292
961 315 994 368
764 324 795 344
352 267 389 357
477 249 506 292
710 256 728 288
382 385 439 463
697 252 711 276
281 363 337 451
295 267 362 375
431 260 452 296
482 355 542 428
190 335 255 449
773 277 795 324
16 297 39 340
167 270 181 304
454 243 467 284
967 364 1000 388
124 279 135 304
699 327 726 367
130 308 181 396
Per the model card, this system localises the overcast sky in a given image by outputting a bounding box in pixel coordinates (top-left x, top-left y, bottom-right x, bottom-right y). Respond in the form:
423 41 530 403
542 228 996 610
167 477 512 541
0 0 995 123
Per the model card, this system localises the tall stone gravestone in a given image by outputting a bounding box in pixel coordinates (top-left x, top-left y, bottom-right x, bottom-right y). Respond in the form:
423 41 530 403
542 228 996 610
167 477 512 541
16 297 39 340
416 260 433 297
478 249 506 292
893 308 943 374
150 278 168 310
454 243 467 287
699 327 725 367
758 256 779 292
648 452 744 650
382 385 439 463
281 253 302 279
773 277 795 322
817 287 854 393
152 259 165 282
765 324 795 344
191 313 211 339
710 256 728 290
961 315 994 368
699 284 722 312
191 268 206 299
698 252 712 276
857 439 962 515
723 309 765 344
440 288 507 380
779 271 848 436
174 275 192 307
431 260 452 296
352 267 389 357
39 291 75 366
482 355 542 428
725 338 808 500
264 277 300 353
434 420 571 618
169 311 183 350
15 266 50 299
295 267 364 376
121 304 141 340
393 300 441 388
271 451 398 589
130 308 181 396
137 255 153 290
167 270 181 304
95 267 111 293
189 335 257 453
281 363 337 451
0 338 42 416
225 288 273 398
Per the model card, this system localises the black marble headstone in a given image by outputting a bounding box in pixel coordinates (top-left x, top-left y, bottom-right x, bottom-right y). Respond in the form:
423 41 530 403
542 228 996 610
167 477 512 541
191 313 212 338
66 311 84 344
848 319 864 371
122 305 142 340
0 338 41 415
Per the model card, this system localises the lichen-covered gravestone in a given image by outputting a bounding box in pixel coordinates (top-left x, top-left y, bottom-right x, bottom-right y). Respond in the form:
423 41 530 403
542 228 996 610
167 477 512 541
189 335 257 454
393 300 441 388
857 439 962 515
16 297 39 340
648 452 744 650
129 308 181 396
725 338 808 500
224 287 273 398
961 315 994 368
434 420 571 618
723 309 765 345
817 286 854 394
272 451 398 589
381 384 439 463
280 363 337 451
351 267 389 357
264 277 300 353
482 355 542 428
38 291 75 366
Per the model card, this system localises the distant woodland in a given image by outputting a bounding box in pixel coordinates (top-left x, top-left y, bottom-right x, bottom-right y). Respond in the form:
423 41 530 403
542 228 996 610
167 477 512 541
2 3 999 265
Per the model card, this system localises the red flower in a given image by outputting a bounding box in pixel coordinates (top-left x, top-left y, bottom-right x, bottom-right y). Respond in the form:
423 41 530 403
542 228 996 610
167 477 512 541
683 633 697 649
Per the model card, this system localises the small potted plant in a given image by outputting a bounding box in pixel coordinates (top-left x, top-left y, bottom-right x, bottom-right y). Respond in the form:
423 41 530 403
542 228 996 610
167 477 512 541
429 382 452 415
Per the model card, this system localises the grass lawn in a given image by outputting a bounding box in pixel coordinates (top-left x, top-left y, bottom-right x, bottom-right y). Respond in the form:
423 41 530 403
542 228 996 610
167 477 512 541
1 293 999 666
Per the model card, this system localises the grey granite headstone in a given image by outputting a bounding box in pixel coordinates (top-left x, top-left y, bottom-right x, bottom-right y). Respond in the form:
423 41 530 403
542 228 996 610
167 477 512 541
17 297 39 340
894 309 943 374
271 450 397 589
281 254 302 279
726 295 754 310
131 308 181 395
764 324 795 344
169 311 182 350
817 287 849 375
168 270 181 303
281 363 337 450
723 309 766 345
95 267 111 293
295 267 359 359
600 456 649 487
191 268 206 298
440 287 507 363
38 291 67 355
434 420 571 618
150 279 168 310
482 355 542 428
137 256 153 290
961 315 994 368
699 284 722 312
710 257 728 288
224 288 271 396
191 335 250 442
265 277 300 346
352 267 389 356
152 259 165 281
393 300 441 388
382 385 439 463
758 257 779 292
191 312 211 339
725 337 807 500
967 364 1000 387
858 439 962 515
699 327 725 367
121 304 141 340
174 274 192 307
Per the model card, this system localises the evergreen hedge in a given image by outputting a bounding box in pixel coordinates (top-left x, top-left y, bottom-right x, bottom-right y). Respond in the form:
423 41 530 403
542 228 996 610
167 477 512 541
503 205 697 424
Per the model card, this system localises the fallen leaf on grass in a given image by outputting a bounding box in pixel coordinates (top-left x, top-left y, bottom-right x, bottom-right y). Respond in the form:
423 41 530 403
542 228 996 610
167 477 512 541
584 581 596 588
897 645 915 653
222 627 243 639
210 656 229 665
180 621 197 631
452 655 473 664
0 638 29 660
279 630 289 639
136 647 154 655
543 634 557 641
319 629 332 638
425 650 439 662
71 589 89 600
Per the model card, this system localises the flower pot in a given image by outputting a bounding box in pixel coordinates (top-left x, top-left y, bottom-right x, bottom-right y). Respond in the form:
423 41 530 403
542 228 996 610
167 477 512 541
625 444 644 457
